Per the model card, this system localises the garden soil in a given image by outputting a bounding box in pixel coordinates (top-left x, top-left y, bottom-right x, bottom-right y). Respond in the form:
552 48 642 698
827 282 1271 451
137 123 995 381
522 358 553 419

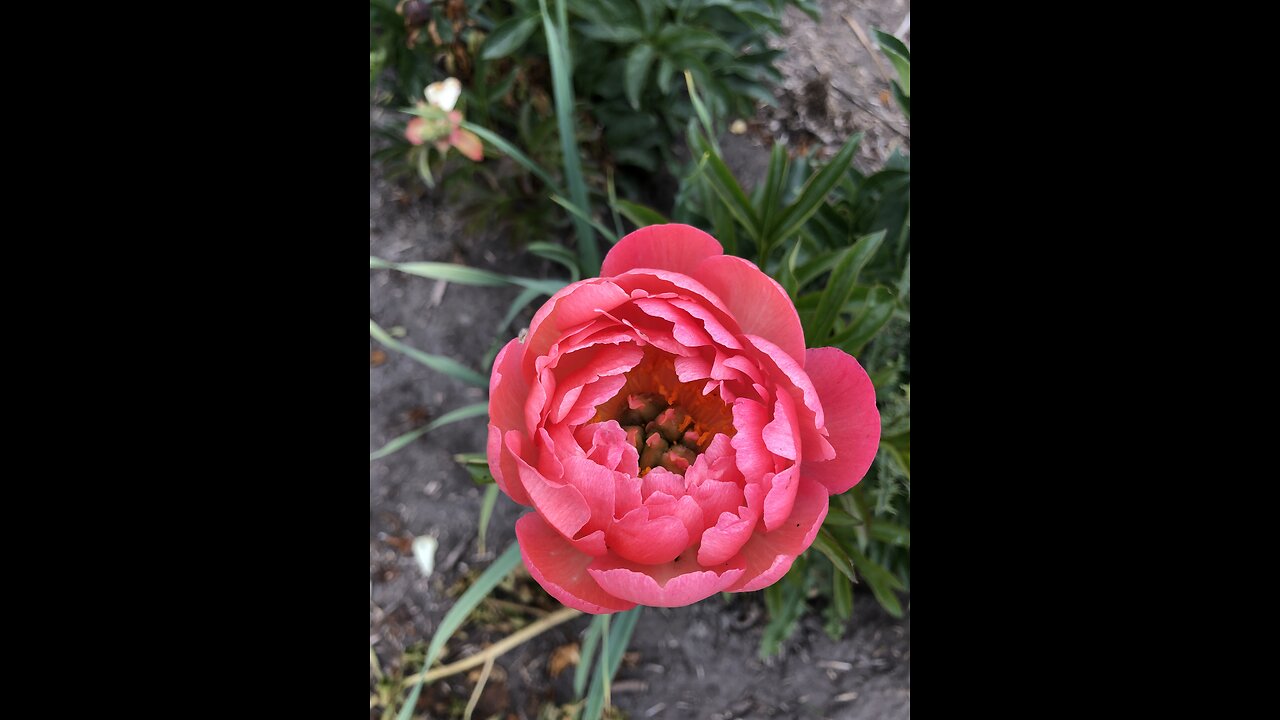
370 1 910 718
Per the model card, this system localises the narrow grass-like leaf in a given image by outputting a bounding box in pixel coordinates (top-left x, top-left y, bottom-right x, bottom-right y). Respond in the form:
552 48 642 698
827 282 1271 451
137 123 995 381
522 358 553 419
370 320 489 388
370 402 489 461
459 121 561 192
831 285 895 354
551 194 619 245
872 29 910 96
539 0 599 275
614 199 669 227
813 528 858 584
694 133 760 241
583 606 642 720
870 521 910 548
807 231 885 345
477 484 500 555
832 567 854 621
823 504 864 528
684 70 717 148
771 133 862 245
374 258 509 286
499 286 543 332
606 169 624 239
847 542 905 618
759 143 789 238
398 542 523 720
574 615 606 698
526 241 581 281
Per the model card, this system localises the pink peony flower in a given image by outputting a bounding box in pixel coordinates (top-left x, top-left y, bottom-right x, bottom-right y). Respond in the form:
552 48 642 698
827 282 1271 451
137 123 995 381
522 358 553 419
488 224 880 613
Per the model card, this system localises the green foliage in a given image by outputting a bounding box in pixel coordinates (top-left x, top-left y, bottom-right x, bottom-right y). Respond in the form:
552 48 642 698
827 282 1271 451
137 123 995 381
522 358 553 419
655 73 911 653
397 542 524 720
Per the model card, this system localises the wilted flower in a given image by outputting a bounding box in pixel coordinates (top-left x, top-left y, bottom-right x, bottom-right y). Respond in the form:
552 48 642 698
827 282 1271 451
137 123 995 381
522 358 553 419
404 78 483 163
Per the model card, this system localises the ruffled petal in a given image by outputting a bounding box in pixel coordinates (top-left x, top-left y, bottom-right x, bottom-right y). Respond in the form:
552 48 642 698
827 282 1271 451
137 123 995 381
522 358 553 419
601 224 724 278
728 477 829 592
801 347 881 494
692 256 806 364
517 514 635 614
588 552 744 607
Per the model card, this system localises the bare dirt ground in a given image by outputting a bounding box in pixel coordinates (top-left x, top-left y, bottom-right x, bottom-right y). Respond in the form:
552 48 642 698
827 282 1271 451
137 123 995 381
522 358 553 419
371 2 910 718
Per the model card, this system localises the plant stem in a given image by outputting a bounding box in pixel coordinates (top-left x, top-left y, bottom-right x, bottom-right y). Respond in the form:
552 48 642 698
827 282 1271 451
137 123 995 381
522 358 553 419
401 607 582 686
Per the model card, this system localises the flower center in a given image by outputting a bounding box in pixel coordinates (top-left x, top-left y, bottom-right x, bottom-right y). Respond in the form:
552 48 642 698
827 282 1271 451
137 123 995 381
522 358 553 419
593 350 735 476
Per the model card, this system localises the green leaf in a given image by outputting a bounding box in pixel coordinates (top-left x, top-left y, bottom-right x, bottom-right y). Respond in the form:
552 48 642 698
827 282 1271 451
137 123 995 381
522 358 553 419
759 560 807 658
613 199 670 228
477 484 500 555
807 231 886 345
583 606 642 720
369 402 489 461
551 195 619 245
813 528 857 584
459 121 562 192
693 132 760 241
769 133 862 245
398 542 523 720
759 143 789 238
832 566 853 621
684 71 718 147
872 29 910 96
526 241 581 281
823 503 864 528
481 14 539 59
847 542 906 618
370 319 489 388
372 257 509 286
499 286 546 332
574 615 606 698
624 44 655 110
539 0 599 275
831 285 895 354
870 521 910 548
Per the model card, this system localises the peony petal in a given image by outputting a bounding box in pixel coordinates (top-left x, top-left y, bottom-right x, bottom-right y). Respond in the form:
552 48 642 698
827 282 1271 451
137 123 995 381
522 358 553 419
588 552 744 607
697 505 759 567
487 424 531 506
801 347 881 494
524 280 631 375
761 391 800 462
489 338 528 434
730 398 775 481
517 514 635 614
606 506 689 565
761 465 799 531
692 256 806 364
746 334 836 463
601 224 724 278
506 431 592 543
451 128 484 161
641 467 686 500
728 477 828 592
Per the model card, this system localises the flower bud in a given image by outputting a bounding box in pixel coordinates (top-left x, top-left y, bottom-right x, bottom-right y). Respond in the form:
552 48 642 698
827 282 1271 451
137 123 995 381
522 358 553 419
639 432 668 471
626 392 668 423
660 445 697 475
